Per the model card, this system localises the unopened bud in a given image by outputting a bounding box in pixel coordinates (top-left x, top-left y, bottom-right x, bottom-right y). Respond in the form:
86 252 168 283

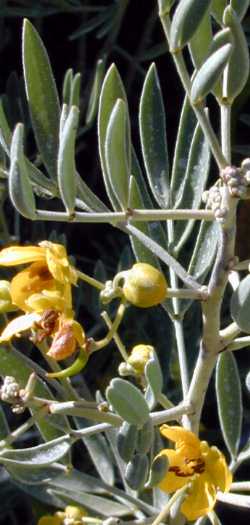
241 158 250 172
0 376 20 403
121 263 168 308
128 344 154 375
0 280 16 313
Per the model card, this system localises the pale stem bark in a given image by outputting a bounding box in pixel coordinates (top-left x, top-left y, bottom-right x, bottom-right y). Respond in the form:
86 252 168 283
35 208 215 224
220 104 232 164
0 406 48 448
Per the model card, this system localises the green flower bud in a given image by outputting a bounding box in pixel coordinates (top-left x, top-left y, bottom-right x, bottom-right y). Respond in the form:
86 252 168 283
122 263 167 308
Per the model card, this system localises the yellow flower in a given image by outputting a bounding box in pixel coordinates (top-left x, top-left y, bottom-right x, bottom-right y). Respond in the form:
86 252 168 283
0 241 77 313
155 425 232 521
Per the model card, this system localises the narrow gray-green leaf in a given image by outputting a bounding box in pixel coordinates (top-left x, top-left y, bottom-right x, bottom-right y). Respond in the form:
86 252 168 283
58 106 79 214
216 352 242 458
173 122 210 251
171 95 197 205
170 0 212 51
98 64 127 210
106 378 150 427
188 220 218 281
9 123 36 219
145 351 163 406
5 463 66 485
0 406 9 441
191 44 232 104
128 176 160 267
179 220 218 315
211 0 227 24
189 11 212 68
230 275 250 333
86 59 105 125
0 98 11 154
139 63 169 207
0 435 72 468
50 488 131 518
223 6 250 102
105 98 130 209
230 0 249 21
22 19 60 177
208 28 234 100
69 73 81 108
62 68 73 104
0 344 70 442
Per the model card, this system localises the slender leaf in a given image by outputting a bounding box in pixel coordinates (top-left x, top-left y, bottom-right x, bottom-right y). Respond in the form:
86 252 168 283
189 11 212 68
191 44 232 104
0 344 70 442
170 0 212 51
216 352 242 458
58 106 79 214
139 63 169 207
98 64 127 210
50 488 131 518
173 122 210 251
0 435 72 468
211 0 227 24
86 59 105 126
105 99 131 209
9 123 36 219
223 6 250 102
0 406 9 441
22 19 60 177
128 176 160 267
171 95 197 206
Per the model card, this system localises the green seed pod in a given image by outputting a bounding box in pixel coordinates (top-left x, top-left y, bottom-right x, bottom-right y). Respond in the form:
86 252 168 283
125 453 149 491
170 0 212 52
136 419 154 455
190 43 232 104
230 275 250 332
146 455 169 488
117 422 138 463
223 6 250 102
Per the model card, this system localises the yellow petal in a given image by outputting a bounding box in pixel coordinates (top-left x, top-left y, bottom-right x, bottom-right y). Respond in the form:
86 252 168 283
201 442 232 492
26 289 72 313
181 476 217 521
160 425 201 459
41 241 78 285
156 449 193 493
0 246 45 266
0 312 41 342
10 262 55 311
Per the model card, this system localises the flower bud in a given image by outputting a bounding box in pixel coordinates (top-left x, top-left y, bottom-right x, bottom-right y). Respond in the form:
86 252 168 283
64 505 88 519
128 344 154 375
122 263 167 308
0 280 16 313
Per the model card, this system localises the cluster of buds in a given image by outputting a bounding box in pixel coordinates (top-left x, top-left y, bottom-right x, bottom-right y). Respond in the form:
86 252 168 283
202 185 227 221
0 373 36 413
0 376 25 413
221 165 247 198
